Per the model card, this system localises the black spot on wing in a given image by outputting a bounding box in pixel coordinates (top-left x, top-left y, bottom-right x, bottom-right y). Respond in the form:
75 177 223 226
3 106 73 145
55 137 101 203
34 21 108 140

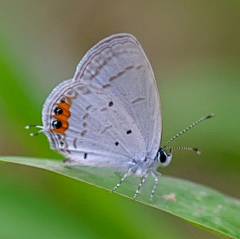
54 107 63 115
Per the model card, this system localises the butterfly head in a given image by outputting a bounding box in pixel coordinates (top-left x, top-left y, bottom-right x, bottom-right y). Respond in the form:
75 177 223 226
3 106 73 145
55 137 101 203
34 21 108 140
156 148 172 167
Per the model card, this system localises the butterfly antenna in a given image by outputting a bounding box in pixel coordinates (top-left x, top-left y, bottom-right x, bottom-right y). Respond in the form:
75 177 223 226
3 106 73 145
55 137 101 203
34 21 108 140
25 125 44 136
163 113 214 148
165 146 201 155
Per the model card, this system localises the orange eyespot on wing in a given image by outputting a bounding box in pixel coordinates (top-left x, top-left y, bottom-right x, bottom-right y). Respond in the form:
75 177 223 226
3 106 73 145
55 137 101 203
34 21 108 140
58 102 71 117
51 101 71 134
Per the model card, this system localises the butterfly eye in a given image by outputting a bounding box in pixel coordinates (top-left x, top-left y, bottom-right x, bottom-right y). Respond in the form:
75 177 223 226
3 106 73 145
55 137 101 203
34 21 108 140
160 152 167 163
52 120 62 129
54 107 63 115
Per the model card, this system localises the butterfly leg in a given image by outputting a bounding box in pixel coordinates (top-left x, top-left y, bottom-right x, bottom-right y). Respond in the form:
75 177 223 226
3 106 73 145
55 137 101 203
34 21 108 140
150 171 161 201
111 168 132 193
133 172 150 200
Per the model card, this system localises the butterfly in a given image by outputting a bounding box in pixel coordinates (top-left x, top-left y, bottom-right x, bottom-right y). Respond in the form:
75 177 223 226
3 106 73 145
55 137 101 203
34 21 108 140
26 33 214 200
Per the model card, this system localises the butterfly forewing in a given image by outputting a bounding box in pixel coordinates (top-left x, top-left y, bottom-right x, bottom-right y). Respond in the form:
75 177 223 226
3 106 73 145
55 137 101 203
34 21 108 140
73 34 161 160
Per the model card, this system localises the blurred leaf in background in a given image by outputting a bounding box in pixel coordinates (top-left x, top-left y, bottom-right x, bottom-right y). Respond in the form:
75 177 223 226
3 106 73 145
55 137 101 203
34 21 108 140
0 1 239 239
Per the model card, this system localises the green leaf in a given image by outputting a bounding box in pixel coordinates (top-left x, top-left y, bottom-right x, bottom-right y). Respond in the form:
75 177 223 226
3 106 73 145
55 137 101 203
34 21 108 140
1 156 239 239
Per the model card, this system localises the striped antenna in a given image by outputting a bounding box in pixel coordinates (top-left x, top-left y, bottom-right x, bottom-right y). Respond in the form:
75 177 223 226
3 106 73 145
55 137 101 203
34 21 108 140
165 146 201 155
163 113 214 148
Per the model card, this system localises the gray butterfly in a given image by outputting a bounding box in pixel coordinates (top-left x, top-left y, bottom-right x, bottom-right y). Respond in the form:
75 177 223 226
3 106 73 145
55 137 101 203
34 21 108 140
27 34 214 200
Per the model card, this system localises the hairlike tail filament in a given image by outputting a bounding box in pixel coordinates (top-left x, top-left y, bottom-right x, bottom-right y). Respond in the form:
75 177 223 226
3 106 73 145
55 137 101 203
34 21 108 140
25 125 44 136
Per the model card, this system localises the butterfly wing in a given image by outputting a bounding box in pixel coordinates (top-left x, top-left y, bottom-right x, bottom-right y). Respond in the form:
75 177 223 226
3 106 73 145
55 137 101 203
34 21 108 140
42 34 161 168
74 34 162 159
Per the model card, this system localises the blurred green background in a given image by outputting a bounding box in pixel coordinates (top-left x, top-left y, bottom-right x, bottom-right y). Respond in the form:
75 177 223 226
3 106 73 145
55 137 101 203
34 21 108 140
0 1 239 239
